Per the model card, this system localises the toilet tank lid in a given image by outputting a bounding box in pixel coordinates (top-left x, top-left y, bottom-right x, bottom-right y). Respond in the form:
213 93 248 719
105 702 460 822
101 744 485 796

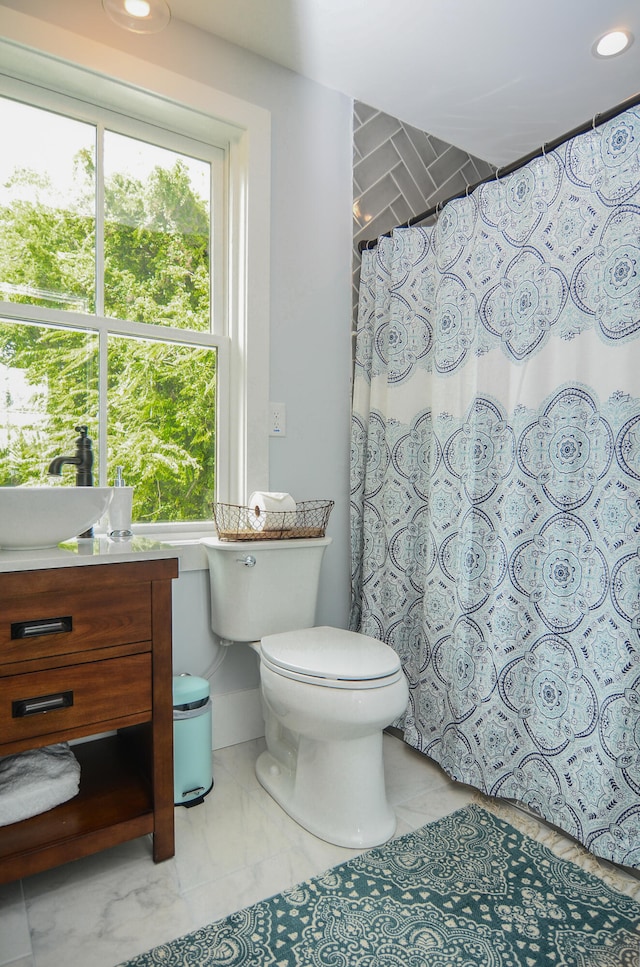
260 626 401 681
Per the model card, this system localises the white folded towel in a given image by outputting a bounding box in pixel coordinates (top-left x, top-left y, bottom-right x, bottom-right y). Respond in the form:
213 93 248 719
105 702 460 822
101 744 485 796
0 742 81 826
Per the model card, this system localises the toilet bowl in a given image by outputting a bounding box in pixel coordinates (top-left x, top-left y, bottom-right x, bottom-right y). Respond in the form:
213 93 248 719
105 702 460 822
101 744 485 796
200 536 409 848
255 626 409 848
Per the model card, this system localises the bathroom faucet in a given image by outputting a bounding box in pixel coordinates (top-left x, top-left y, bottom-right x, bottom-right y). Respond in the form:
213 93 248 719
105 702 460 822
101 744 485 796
48 425 94 487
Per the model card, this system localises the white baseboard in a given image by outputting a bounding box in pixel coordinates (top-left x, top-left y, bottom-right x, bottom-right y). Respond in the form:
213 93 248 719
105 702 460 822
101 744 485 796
211 687 265 749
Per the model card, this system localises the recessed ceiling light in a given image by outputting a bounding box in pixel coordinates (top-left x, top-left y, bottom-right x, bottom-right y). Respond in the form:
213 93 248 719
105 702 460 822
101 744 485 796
593 29 633 58
102 0 171 33
124 0 151 16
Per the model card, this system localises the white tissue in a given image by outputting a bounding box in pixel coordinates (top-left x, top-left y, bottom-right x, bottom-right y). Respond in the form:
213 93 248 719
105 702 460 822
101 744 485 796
248 491 296 531
0 742 81 826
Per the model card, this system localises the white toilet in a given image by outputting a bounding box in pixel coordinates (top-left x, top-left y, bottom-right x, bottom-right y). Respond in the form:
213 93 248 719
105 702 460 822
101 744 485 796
201 536 409 848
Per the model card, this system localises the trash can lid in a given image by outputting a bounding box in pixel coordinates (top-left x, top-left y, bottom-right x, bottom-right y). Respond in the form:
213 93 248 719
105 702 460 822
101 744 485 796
173 674 210 706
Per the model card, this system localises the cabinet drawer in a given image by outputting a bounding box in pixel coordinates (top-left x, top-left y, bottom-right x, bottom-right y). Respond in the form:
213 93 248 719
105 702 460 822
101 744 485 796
0 653 151 744
0 584 151 666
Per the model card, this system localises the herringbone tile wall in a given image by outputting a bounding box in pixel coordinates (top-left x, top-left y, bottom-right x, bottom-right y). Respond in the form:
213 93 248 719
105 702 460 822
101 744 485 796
352 101 495 323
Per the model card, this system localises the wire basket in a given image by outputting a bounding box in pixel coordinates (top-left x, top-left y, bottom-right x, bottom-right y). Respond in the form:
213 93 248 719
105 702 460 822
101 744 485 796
212 499 334 541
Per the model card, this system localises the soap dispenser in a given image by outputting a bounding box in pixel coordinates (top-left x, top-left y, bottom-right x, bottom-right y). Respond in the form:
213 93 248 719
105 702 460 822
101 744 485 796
108 466 133 539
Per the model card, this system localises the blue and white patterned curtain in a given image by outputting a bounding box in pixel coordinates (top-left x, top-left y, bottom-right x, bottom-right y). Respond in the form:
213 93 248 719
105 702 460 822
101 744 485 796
351 106 640 869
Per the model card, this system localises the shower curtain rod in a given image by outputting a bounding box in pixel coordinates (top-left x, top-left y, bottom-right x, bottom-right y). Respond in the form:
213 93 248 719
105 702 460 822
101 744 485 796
357 90 640 253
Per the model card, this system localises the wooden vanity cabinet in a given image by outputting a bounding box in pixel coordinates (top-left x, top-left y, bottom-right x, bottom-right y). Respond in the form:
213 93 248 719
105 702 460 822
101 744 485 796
0 557 178 885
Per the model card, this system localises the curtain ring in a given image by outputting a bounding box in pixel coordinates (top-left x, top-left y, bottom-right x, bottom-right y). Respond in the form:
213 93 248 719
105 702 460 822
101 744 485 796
592 114 599 130
541 143 546 158
495 167 502 182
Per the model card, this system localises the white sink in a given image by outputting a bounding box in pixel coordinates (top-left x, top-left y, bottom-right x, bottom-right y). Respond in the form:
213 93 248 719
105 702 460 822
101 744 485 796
0 487 113 549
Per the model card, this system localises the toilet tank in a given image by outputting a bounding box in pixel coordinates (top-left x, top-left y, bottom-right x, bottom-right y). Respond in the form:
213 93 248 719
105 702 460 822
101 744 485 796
201 536 331 642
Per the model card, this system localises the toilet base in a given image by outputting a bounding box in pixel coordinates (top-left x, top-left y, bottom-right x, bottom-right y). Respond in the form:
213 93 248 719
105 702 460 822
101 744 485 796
255 731 397 848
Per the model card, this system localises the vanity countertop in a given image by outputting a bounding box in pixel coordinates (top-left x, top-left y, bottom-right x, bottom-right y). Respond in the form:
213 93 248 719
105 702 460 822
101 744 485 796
0 536 180 573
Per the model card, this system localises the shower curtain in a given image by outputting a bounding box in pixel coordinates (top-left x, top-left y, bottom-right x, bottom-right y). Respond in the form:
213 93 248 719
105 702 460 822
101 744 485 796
351 106 640 869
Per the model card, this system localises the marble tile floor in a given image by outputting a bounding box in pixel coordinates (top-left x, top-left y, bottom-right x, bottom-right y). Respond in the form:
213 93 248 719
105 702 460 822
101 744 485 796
1 732 637 967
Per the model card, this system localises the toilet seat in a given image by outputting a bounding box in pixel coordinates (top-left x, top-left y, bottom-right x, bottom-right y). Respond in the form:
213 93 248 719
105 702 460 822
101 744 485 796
260 626 403 689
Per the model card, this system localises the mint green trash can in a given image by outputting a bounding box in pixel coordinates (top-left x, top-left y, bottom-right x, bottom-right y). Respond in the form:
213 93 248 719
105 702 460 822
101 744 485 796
173 674 213 807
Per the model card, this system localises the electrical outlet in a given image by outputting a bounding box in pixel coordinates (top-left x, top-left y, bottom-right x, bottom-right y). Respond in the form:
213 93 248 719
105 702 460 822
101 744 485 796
269 402 286 436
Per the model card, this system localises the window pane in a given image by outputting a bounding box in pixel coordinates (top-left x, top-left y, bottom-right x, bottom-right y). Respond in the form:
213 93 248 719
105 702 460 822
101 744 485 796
0 83 220 523
107 335 216 522
0 319 99 484
0 97 95 312
104 132 210 331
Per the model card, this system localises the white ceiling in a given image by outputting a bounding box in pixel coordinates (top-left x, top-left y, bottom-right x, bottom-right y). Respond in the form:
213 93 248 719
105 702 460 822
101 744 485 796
168 0 640 166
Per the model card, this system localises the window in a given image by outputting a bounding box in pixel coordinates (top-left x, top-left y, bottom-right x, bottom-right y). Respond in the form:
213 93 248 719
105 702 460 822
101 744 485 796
0 82 223 523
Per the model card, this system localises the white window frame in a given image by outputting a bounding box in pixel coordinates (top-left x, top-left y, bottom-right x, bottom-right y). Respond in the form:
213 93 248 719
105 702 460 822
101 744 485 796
0 11 271 535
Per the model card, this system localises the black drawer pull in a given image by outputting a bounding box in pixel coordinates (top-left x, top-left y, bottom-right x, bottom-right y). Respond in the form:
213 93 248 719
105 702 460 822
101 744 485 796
12 691 74 717
11 616 72 639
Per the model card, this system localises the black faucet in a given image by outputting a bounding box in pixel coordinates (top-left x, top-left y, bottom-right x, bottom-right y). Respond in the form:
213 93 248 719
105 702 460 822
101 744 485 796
48 425 94 486
48 426 95 538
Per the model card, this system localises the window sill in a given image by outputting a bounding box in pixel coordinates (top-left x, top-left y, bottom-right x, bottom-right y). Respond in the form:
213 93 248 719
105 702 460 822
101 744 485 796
98 523 218 572
154 535 211 572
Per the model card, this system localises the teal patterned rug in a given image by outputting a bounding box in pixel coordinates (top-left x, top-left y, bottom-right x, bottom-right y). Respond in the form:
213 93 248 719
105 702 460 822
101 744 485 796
119 804 640 966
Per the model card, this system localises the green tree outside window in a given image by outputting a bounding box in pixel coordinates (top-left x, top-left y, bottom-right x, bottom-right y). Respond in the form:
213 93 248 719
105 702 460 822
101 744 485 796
0 99 217 523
